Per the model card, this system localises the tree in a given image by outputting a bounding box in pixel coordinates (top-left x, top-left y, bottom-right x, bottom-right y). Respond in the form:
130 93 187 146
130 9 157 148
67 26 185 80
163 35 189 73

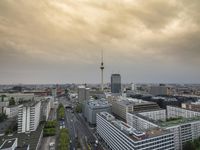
9 97 15 106
194 139 200 149
75 103 82 113
0 113 7 122
57 104 65 120
183 141 196 150
58 129 70 150
1 95 6 102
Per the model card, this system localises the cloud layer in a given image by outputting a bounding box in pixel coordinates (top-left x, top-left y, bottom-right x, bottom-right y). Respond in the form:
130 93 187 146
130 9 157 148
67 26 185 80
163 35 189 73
0 0 200 84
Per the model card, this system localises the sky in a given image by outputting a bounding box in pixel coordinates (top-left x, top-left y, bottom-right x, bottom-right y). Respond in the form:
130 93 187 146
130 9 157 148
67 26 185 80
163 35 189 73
0 0 200 84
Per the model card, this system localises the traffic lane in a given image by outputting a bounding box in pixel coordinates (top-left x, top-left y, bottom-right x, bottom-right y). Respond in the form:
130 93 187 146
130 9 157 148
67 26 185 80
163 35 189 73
74 113 96 143
65 110 76 150
73 114 104 150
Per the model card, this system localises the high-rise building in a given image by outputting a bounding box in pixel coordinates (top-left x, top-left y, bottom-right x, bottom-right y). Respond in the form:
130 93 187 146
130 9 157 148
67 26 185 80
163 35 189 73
78 86 90 102
97 112 175 150
18 101 41 133
111 74 121 93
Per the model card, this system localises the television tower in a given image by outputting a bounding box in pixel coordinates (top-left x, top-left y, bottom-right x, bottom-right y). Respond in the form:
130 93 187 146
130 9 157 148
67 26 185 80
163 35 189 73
100 50 104 91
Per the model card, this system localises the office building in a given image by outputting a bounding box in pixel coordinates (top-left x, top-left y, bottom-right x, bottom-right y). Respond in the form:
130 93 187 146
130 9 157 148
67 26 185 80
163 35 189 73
111 74 121 93
18 101 41 133
127 106 200 150
83 99 111 125
149 84 170 96
78 86 90 102
182 101 200 112
97 112 174 150
112 98 160 120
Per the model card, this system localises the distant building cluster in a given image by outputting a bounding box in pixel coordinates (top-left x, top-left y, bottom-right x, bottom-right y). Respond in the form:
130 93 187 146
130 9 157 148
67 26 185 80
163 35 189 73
0 72 200 150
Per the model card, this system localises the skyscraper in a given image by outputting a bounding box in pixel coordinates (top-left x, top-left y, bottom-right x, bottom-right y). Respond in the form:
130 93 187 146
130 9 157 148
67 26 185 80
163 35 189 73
78 85 90 102
111 74 121 93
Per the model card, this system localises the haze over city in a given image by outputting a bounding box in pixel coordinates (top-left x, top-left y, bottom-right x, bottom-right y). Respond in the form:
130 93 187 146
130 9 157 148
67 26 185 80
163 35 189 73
0 0 200 84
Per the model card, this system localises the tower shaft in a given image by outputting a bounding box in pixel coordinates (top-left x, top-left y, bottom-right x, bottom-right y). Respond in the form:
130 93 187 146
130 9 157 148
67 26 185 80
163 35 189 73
100 50 104 91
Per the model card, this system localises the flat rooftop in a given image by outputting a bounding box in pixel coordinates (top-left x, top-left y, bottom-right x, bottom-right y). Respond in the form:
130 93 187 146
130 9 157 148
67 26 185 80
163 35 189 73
22 101 40 107
158 116 200 127
116 98 158 106
99 112 170 141
0 124 43 150
87 99 111 108
132 112 200 128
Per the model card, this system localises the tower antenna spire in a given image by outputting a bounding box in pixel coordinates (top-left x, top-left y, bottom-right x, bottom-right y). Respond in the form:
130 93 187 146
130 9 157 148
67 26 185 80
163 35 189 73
100 50 104 91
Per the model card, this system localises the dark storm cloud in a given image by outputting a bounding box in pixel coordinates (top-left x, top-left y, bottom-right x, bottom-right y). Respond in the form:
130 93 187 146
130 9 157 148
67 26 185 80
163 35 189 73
0 0 200 83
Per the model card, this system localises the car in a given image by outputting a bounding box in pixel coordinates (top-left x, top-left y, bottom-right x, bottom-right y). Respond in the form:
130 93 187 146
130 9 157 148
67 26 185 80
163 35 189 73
49 142 55 150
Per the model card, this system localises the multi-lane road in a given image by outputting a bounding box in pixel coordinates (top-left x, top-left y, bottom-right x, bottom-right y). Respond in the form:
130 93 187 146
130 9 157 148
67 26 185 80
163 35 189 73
59 96 103 150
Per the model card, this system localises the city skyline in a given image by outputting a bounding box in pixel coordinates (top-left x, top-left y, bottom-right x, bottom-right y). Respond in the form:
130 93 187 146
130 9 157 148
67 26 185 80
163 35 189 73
0 0 200 84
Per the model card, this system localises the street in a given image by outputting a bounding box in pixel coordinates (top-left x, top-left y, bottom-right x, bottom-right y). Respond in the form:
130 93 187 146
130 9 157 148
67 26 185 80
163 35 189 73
60 96 103 150
39 108 57 150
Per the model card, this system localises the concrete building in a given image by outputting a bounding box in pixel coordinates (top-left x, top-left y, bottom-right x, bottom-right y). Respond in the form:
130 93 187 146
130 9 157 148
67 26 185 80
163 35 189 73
111 74 121 93
167 105 200 119
182 101 200 112
97 112 174 150
127 106 200 150
78 86 90 103
18 101 41 133
51 88 57 98
3 105 20 118
40 99 51 121
112 98 160 120
0 93 34 103
0 138 18 150
83 99 111 125
149 84 170 96
138 109 166 121
0 101 9 113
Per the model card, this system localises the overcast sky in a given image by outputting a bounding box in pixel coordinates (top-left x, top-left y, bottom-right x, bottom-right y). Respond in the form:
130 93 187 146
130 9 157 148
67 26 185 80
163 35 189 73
0 0 200 84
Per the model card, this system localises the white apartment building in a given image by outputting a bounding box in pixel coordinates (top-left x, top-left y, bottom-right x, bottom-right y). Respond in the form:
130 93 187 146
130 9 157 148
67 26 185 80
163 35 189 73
167 106 200 119
127 106 200 150
139 109 166 121
97 112 174 150
18 101 41 133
